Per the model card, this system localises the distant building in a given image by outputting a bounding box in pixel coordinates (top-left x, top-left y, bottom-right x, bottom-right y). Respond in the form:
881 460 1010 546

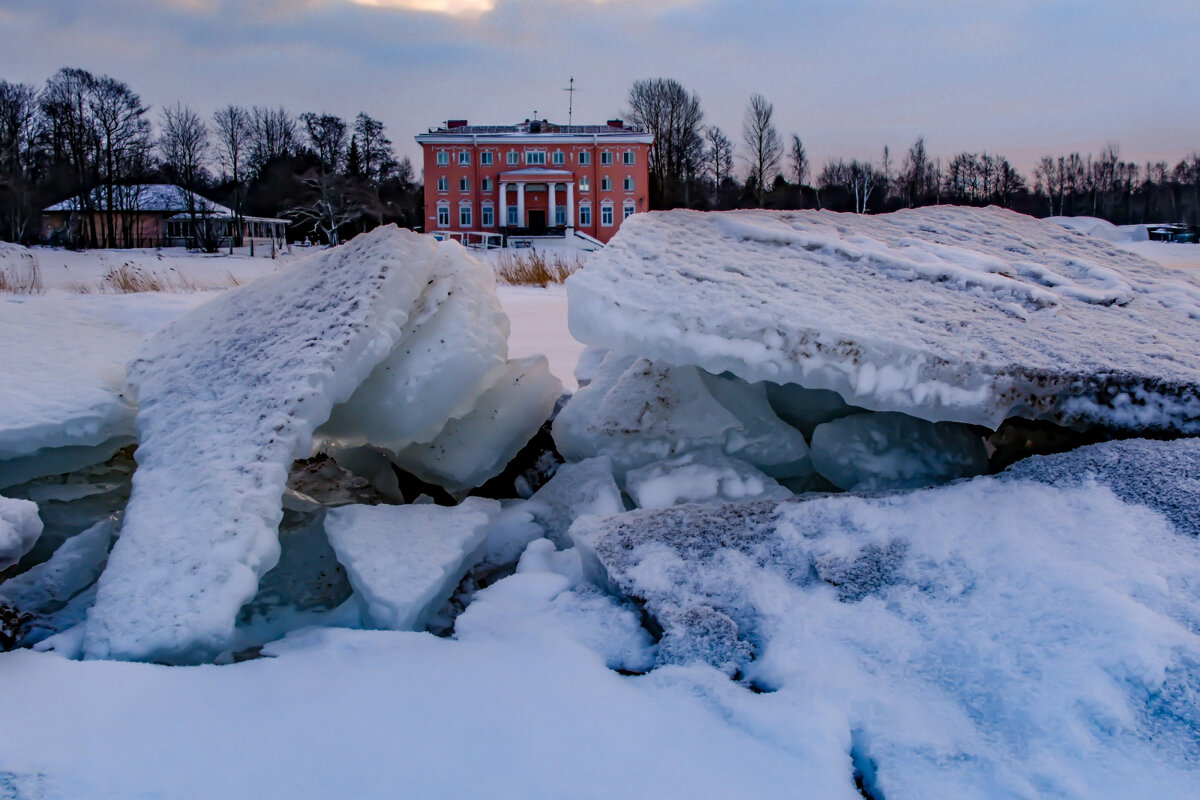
42 184 288 249
415 118 653 244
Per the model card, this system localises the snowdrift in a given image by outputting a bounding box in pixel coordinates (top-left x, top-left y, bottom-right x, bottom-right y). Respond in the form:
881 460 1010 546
572 438 1200 798
567 206 1200 432
83 226 559 663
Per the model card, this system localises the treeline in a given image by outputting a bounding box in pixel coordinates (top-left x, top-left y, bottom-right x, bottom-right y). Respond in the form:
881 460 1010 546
0 67 421 248
625 78 1200 225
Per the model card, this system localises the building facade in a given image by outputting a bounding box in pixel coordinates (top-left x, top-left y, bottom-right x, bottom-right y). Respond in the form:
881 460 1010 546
416 118 653 244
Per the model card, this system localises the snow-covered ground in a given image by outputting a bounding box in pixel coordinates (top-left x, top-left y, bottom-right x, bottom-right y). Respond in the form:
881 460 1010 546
2 215 1198 799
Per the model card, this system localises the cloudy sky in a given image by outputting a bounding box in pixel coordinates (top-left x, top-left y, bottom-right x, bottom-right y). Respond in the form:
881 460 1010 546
2 0 1198 175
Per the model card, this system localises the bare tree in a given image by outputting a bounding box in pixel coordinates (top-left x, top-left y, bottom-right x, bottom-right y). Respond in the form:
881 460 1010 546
250 106 296 176
789 134 809 187
300 112 348 176
352 112 394 184
213 105 251 246
0 81 40 242
161 104 216 251
625 78 704 205
743 93 782 206
703 126 734 208
898 137 937 208
89 74 152 247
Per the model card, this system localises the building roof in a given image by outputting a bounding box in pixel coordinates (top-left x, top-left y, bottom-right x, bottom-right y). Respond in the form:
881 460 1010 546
425 119 644 135
44 184 234 216
416 118 653 145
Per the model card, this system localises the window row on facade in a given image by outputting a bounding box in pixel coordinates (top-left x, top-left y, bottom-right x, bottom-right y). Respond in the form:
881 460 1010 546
434 148 638 167
436 200 634 229
436 175 636 192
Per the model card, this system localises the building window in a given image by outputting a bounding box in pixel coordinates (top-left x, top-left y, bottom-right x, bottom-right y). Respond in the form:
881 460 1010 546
623 176 634 191
579 151 591 166
507 205 518 226
437 204 450 227
623 150 635 165
481 177 492 192
459 176 470 191
481 151 493 166
552 150 565 165
507 150 519 165
482 205 494 227
600 150 613 166
601 204 614 226
526 150 546 165
601 176 612 191
579 176 590 192
458 151 470 166
436 150 449 166
579 204 591 226
437 176 449 192
460 204 472 227
623 202 636 220
555 206 566 226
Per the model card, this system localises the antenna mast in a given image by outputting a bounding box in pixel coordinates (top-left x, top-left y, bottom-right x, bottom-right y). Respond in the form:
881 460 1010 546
563 76 576 126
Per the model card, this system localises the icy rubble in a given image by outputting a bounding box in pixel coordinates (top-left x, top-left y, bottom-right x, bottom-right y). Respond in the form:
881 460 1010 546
572 446 1200 797
325 499 497 631
567 206 1200 432
523 456 625 547
84 226 558 663
0 495 41 570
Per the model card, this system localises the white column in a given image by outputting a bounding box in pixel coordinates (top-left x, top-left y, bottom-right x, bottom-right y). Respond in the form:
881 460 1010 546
566 182 575 232
516 182 526 229
547 182 557 228
499 182 508 228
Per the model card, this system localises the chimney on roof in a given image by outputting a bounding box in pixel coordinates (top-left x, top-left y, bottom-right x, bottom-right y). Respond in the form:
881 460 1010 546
447 119 468 129
607 118 624 129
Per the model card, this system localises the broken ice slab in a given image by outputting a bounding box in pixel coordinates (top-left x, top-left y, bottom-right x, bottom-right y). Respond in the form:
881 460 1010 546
625 449 793 509
392 355 562 493
567 207 1200 432
0 293 199 487
523 456 625 547
324 498 497 631
572 456 1200 796
809 412 988 492
83 226 519 663
552 353 811 480
0 494 42 570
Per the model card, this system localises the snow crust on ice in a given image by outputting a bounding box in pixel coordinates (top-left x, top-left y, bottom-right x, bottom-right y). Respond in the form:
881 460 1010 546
83 226 481 663
809 411 988 491
626 449 792 509
0 293 200 487
553 353 811 480
567 207 1200 431
0 495 41 570
523 456 625 547
1003 436 1200 536
572 468 1200 797
0 519 113 615
324 499 496 631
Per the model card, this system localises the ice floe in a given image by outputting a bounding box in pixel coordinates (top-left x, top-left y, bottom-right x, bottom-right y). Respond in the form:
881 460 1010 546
567 206 1200 432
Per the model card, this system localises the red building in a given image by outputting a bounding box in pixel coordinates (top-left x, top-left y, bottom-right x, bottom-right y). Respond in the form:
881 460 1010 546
416 118 653 244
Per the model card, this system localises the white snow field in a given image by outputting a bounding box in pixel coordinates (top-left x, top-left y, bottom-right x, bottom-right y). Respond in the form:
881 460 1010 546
568 206 1200 432
572 438 1200 799
83 226 559 663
